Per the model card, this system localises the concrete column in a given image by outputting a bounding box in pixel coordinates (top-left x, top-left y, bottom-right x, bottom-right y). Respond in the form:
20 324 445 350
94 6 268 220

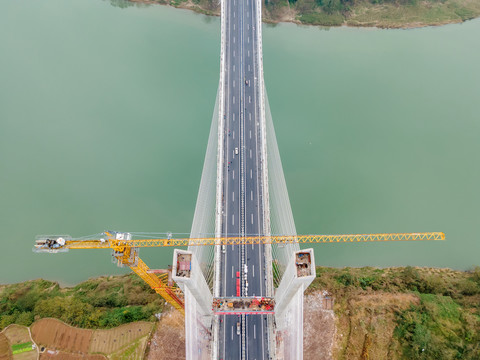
172 249 214 360
275 249 315 360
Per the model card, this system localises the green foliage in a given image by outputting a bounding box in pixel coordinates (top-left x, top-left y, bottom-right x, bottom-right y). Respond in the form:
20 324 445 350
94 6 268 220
170 0 188 7
336 272 359 287
99 306 146 327
471 267 480 284
0 314 16 329
299 11 345 25
359 276 376 290
308 266 480 359
394 293 479 359
11 342 33 354
15 311 34 326
0 274 164 330
262 0 480 27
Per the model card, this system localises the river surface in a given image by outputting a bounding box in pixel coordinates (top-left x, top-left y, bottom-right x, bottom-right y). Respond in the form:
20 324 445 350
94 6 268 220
1 0 479 285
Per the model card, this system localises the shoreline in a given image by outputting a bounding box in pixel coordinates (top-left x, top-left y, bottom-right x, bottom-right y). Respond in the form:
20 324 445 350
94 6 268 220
1 264 477 288
2 266 479 358
126 0 480 29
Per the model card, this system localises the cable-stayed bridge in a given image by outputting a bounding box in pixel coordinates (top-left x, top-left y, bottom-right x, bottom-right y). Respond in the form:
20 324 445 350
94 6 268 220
186 0 308 357
32 0 446 357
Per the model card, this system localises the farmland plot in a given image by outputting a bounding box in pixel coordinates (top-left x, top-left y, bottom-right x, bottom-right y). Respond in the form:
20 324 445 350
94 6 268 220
0 333 12 360
39 350 106 359
31 319 92 353
90 322 153 354
3 325 36 360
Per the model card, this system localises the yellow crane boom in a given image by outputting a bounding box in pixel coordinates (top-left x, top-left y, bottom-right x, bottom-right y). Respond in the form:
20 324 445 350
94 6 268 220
33 231 445 314
39 231 445 250
130 258 184 313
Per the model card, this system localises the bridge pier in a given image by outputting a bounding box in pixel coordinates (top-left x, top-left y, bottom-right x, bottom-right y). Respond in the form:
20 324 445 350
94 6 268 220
274 249 316 359
172 249 213 360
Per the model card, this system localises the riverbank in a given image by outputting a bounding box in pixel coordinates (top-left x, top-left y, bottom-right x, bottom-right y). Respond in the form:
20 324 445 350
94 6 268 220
306 266 480 359
122 0 480 28
0 274 164 330
2 266 479 359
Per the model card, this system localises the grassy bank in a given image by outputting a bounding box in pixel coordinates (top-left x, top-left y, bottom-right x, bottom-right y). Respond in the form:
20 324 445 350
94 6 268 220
0 274 164 330
2 266 480 359
308 266 480 359
110 0 480 28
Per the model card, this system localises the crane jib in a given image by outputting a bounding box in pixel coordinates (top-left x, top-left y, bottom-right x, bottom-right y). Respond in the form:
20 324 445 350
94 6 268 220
35 232 445 251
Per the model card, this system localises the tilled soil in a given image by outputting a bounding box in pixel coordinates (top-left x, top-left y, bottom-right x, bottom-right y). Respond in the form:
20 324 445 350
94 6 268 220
146 311 185 360
31 318 92 354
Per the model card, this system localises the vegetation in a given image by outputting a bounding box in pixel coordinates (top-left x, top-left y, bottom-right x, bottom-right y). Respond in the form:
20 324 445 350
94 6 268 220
2 266 480 359
308 266 480 359
11 341 33 354
110 0 480 28
267 0 480 27
0 274 164 330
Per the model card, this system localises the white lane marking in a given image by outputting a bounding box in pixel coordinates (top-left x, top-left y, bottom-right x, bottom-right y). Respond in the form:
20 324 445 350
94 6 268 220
247 11 249 17
233 64 235 72
249 113 251 121
249 95 251 103
233 130 235 139
250 169 252 179
248 50 250 57
232 215 234 226
233 50 235 57
233 113 235 121
234 11 235 18
233 96 235 104
248 64 250 71
233 170 235 179
231 326 233 340
247 24 249 30
233 80 235 88
251 213 253 224
248 36 250 43
254 324 256 339
251 190 253 201
232 191 235 201
250 149 252 158
249 130 251 139
253 265 255 278
233 24 235 30
233 36 235 43
232 266 234 278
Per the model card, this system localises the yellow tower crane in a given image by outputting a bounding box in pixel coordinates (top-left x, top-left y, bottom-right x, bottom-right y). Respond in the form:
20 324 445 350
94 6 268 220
33 231 445 314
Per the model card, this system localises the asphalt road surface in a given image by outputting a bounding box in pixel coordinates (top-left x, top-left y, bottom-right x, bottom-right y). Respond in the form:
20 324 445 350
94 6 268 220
217 0 270 358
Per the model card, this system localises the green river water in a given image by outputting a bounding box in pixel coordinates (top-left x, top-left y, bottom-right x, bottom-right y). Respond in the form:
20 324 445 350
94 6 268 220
1 0 479 285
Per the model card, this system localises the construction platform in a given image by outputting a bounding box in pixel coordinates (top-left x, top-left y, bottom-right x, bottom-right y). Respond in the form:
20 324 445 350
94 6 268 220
212 297 275 315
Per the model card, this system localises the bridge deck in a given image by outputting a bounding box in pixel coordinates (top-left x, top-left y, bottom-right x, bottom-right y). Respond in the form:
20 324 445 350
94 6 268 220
217 0 270 358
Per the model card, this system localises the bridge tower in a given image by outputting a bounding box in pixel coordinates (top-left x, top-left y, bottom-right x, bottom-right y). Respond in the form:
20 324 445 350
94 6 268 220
185 0 308 355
